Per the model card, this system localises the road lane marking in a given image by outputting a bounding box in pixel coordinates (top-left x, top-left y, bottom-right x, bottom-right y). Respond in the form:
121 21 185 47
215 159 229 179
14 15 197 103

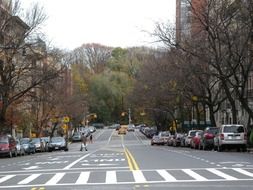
233 168 253 177
0 175 15 183
45 173 65 185
18 174 41 184
106 130 114 145
207 168 237 180
63 150 98 169
23 166 40 170
125 148 134 170
182 169 208 181
106 171 117 184
157 170 177 181
125 148 140 170
0 168 252 188
132 170 146 183
75 172 90 184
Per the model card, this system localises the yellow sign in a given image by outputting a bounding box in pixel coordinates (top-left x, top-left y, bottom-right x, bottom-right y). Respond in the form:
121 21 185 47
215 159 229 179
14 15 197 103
62 124 68 133
63 116 70 123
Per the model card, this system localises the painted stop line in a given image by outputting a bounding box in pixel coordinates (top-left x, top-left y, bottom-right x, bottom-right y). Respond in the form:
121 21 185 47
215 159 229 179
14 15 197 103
36 161 69 165
81 158 125 163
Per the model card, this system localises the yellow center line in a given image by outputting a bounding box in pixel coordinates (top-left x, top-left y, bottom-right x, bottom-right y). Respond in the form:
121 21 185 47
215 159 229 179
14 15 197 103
121 133 140 171
125 148 134 170
125 148 140 170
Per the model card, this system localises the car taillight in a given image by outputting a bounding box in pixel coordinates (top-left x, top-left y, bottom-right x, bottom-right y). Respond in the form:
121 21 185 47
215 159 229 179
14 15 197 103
205 133 214 139
220 133 224 140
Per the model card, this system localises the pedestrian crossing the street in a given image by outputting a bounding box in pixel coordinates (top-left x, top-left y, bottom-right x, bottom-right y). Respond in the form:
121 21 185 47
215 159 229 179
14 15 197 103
0 168 253 188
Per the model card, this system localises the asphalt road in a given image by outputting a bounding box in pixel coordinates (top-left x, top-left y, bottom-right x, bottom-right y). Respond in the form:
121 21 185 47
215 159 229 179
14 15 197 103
0 128 253 190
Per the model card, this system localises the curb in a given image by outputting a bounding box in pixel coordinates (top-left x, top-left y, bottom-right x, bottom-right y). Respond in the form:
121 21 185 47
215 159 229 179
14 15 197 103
247 148 253 153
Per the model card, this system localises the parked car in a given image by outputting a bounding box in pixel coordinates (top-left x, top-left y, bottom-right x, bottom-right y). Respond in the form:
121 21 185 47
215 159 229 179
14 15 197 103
48 137 68 152
88 126 96 133
167 135 175 146
71 132 82 142
180 133 188 147
16 139 25 156
158 131 171 145
0 134 17 158
214 124 247 152
172 133 184 147
151 135 164 145
20 138 36 154
145 127 157 138
127 124 135 132
185 130 199 147
31 138 45 152
41 137 50 152
190 130 203 149
199 127 219 150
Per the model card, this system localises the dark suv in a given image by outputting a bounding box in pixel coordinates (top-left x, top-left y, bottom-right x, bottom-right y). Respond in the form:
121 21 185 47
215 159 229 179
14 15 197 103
0 135 17 158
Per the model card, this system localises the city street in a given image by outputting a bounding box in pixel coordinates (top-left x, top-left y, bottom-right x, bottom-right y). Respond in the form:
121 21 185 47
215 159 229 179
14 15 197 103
0 129 253 190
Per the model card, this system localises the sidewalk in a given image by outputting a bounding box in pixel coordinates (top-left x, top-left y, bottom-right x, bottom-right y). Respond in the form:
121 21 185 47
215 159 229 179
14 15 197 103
247 147 253 153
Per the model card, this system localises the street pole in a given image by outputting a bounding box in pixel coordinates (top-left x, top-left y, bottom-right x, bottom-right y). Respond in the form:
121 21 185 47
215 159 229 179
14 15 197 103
128 108 131 124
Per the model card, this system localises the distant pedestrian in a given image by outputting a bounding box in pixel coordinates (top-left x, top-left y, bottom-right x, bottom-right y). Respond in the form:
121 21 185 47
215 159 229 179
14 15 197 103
89 134 93 143
80 133 87 151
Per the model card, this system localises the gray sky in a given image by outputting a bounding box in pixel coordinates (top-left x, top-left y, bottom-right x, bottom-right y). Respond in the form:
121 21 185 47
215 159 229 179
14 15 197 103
22 0 176 50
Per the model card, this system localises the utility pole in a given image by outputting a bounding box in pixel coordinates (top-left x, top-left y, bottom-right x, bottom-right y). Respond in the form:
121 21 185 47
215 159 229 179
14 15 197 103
128 108 131 124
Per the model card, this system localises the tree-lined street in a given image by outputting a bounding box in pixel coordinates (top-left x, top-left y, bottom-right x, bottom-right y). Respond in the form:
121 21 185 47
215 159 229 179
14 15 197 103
0 128 252 190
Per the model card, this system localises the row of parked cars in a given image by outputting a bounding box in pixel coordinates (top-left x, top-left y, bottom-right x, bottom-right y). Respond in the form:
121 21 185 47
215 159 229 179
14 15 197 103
150 124 248 152
0 134 69 158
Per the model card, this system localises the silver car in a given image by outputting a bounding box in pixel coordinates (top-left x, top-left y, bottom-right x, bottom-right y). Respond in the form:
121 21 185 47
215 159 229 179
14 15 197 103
214 124 247 152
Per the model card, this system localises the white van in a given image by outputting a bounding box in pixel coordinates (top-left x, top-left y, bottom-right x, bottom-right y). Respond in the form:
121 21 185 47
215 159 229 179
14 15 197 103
214 124 247 152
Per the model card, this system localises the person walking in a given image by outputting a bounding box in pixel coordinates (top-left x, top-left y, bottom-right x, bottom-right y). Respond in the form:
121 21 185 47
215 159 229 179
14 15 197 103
80 133 88 151
89 134 93 143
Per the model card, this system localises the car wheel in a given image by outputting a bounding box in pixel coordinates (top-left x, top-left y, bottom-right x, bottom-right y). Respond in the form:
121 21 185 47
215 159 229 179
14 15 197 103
242 145 247 152
64 148 68 151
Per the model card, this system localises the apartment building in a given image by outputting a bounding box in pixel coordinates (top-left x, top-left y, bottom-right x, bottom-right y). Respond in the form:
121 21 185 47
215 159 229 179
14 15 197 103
175 0 252 127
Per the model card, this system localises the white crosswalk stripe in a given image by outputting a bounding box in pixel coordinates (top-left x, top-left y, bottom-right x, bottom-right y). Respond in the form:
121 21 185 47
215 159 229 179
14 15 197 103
0 175 15 183
106 171 117 184
232 168 253 177
75 171 90 184
182 169 208 181
45 172 65 185
157 169 177 181
18 174 41 184
0 168 252 188
132 170 146 183
206 168 237 180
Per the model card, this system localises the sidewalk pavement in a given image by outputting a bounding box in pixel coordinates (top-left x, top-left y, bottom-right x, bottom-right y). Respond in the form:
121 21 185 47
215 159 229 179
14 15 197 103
247 147 253 153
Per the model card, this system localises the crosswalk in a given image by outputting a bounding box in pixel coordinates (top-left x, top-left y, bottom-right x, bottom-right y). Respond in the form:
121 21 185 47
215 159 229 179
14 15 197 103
0 168 253 188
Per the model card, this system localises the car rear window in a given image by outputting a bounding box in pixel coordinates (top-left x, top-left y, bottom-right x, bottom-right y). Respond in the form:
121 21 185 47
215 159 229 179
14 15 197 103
223 126 245 133
207 128 219 134
189 131 197 136
0 137 8 144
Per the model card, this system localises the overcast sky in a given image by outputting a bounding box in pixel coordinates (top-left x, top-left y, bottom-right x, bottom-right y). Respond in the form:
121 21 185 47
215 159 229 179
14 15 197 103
22 0 176 50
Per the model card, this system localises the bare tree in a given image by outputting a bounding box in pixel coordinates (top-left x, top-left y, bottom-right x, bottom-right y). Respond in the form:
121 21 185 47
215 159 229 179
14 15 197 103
73 43 112 74
153 0 253 126
0 1 61 132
